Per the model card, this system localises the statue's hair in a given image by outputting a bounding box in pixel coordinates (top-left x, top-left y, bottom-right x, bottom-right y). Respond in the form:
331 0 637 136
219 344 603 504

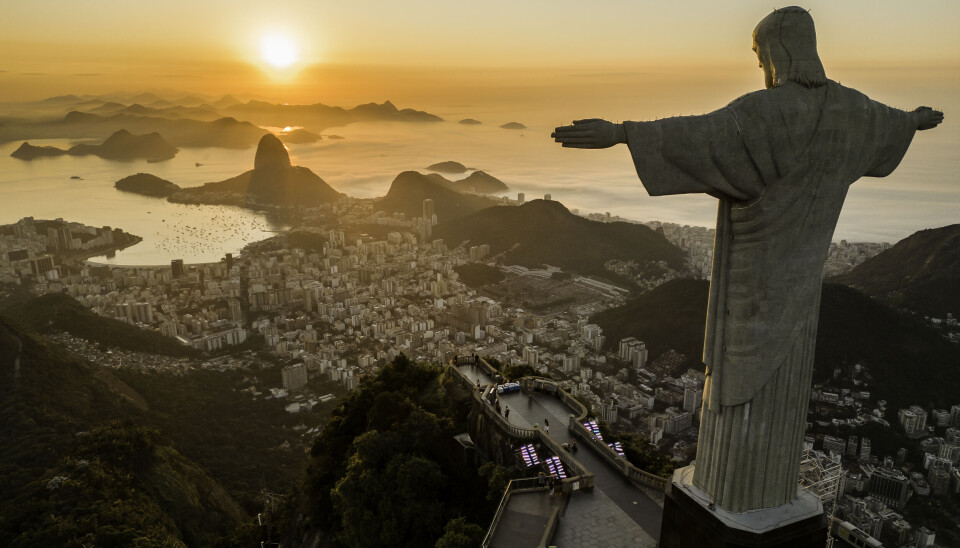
753 6 827 88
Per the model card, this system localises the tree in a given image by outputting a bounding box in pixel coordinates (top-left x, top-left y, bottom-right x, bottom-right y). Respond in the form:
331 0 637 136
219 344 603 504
436 516 485 548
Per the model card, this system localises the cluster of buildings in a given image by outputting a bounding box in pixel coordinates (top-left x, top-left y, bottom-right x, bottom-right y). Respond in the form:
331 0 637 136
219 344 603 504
806 360 960 546
0 217 135 283
2 202 953 544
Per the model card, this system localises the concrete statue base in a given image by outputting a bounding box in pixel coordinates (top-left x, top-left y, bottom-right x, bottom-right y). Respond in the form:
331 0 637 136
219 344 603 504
658 466 828 548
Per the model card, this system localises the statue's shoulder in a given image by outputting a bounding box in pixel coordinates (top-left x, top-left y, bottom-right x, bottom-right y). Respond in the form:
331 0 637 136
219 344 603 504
726 89 768 110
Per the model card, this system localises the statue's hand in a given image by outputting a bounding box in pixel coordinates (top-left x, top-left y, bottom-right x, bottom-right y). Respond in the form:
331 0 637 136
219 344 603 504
914 106 944 131
551 119 626 148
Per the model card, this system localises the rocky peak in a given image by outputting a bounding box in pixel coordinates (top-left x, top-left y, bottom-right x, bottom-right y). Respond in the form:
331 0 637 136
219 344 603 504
254 133 291 170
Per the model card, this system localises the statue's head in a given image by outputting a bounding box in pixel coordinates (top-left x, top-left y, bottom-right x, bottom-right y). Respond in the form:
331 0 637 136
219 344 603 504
753 6 826 89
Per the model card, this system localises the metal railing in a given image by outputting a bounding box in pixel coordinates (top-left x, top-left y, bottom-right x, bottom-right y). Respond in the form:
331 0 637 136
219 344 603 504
481 477 545 548
447 363 538 441
568 418 669 491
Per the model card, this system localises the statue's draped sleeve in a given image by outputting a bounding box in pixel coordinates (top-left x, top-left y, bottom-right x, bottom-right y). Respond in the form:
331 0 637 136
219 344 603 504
622 107 766 202
620 83 917 410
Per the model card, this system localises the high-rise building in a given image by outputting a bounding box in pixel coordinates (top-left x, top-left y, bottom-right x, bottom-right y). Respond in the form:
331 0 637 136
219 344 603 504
171 259 184 279
544 193 552 201
847 435 859 458
602 398 619 423
823 435 845 456
422 199 435 222
683 387 702 415
282 364 308 391
869 467 909 510
517 192 525 204
927 461 952 496
899 406 927 437
859 438 871 462
931 409 951 427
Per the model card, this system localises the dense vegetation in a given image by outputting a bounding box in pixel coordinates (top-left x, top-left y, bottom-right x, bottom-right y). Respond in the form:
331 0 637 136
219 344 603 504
110 366 342 514
830 224 960 317
598 421 678 478
434 200 685 280
592 278 708 366
0 319 243 546
114 172 181 197
0 292 198 357
290 355 500 548
592 279 960 413
453 263 505 288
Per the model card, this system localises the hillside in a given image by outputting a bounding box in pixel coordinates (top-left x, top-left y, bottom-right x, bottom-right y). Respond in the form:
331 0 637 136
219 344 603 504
0 111 267 149
0 319 244 546
169 134 342 208
285 355 494 548
433 199 685 278
591 280 960 412
377 170 502 222
427 161 468 173
0 292 197 357
830 224 960 317
225 99 442 130
12 129 178 162
115 172 181 197
456 171 509 194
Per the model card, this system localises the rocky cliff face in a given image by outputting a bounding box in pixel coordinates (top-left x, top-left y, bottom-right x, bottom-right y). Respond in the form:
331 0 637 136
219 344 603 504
253 133 291 170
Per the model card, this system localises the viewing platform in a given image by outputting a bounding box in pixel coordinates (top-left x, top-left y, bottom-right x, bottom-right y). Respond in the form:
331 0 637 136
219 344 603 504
450 357 666 547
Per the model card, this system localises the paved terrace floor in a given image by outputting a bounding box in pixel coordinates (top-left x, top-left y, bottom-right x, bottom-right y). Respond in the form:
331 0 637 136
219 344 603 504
487 490 562 548
461 365 664 548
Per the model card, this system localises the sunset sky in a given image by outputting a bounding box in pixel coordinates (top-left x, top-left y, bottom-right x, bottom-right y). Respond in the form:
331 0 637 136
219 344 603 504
2 0 959 117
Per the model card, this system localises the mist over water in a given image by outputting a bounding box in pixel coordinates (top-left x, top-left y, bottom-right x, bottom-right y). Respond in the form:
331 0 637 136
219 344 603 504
0 86 956 266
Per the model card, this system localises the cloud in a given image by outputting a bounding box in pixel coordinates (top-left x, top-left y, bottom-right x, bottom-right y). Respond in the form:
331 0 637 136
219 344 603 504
20 72 48 76
72 73 102 77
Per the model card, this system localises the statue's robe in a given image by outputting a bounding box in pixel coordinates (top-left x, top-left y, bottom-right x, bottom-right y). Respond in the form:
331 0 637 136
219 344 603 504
624 80 916 512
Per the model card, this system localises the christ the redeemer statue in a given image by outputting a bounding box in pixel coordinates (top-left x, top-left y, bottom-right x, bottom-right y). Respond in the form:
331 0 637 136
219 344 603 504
553 6 942 514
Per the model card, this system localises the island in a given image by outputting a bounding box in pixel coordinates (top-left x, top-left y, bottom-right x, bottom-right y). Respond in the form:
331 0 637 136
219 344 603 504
10 129 178 162
426 161 469 174
168 133 341 208
114 173 181 197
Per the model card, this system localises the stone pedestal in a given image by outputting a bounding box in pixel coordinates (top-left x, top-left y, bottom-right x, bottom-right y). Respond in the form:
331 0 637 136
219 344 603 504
659 466 828 548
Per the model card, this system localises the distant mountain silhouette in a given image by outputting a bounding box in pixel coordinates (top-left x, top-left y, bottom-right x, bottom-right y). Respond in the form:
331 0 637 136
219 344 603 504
0 292 196 357
500 122 526 129
213 94 242 109
456 171 508 194
433 199 684 278
591 279 960 411
459 119 482 125
115 173 181 197
426 161 468 174
280 128 322 143
169 134 341 208
830 224 960 317
225 99 442 131
10 142 63 160
11 129 178 162
377 171 502 222
0 111 267 149
41 94 82 103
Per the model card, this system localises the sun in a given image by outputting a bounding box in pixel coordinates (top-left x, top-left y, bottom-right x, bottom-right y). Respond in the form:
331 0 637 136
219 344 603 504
260 35 298 68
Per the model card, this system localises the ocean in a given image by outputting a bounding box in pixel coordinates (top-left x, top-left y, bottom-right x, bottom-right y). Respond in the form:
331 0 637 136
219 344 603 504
0 107 956 265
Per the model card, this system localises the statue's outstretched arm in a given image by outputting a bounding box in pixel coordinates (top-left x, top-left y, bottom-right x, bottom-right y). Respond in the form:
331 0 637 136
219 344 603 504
552 119 627 149
914 106 944 131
